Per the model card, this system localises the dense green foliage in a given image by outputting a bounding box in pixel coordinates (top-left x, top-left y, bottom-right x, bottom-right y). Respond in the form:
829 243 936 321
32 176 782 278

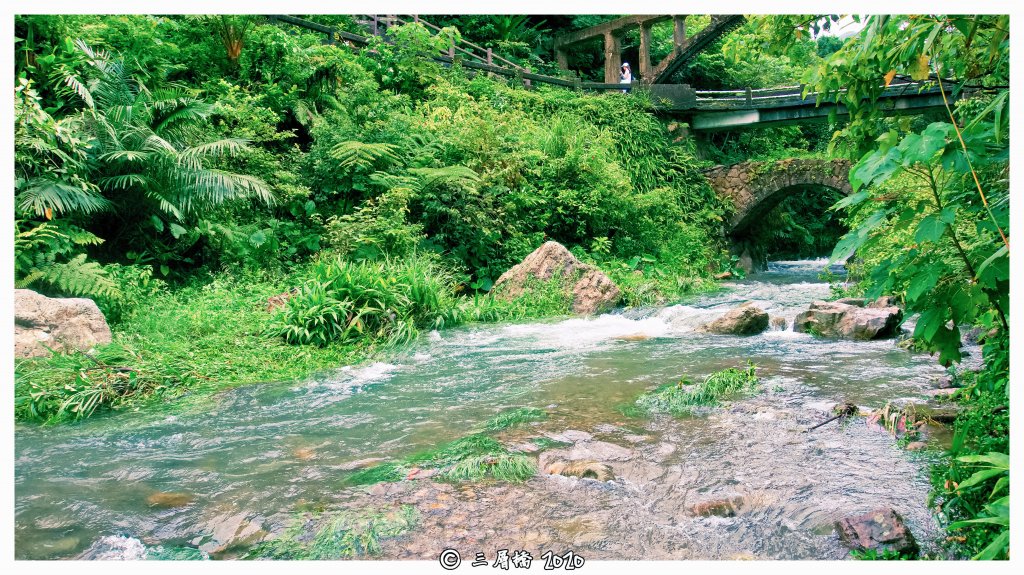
733 14 1009 559
14 15 740 423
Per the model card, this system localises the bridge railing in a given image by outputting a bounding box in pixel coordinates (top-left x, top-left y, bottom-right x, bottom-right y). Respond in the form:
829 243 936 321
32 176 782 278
269 14 668 94
693 79 944 109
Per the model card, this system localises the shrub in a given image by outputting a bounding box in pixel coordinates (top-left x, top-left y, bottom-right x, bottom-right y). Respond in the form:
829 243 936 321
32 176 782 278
270 254 461 347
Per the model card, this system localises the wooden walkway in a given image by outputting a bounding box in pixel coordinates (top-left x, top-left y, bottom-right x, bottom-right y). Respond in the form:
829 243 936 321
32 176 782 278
266 15 965 129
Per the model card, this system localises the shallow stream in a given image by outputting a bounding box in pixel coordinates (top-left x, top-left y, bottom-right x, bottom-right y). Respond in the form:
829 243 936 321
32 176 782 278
15 259 952 560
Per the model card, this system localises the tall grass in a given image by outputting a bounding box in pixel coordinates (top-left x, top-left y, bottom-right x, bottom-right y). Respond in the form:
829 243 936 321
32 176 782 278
270 253 461 347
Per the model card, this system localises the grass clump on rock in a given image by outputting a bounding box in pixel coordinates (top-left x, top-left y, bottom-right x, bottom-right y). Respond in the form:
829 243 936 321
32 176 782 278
483 407 547 431
343 409 546 486
251 505 419 559
635 362 759 416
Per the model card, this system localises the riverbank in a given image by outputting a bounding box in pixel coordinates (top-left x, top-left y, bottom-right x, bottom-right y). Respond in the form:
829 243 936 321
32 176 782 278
14 256 720 425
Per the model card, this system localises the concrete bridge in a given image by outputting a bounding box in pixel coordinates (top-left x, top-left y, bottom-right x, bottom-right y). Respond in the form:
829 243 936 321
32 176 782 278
703 158 852 235
683 80 960 130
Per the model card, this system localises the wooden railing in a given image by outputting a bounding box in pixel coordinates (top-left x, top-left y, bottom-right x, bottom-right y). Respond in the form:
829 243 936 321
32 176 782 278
266 14 644 93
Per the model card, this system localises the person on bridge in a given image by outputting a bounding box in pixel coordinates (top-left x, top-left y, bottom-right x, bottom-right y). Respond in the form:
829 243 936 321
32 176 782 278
620 62 632 93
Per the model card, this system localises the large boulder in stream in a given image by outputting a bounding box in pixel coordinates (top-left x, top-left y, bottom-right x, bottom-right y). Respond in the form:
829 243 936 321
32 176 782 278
15 289 112 358
793 298 902 340
836 508 918 555
492 241 621 315
702 302 769 335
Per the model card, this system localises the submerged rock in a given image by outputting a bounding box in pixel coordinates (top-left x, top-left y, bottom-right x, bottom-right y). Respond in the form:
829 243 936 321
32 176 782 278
835 508 918 555
793 298 902 340
15 289 112 358
492 241 621 315
544 460 615 481
769 316 787 331
702 302 769 335
146 492 195 508
690 496 744 517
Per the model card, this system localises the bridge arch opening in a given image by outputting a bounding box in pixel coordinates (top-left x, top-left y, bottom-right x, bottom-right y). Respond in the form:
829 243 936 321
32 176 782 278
736 185 850 265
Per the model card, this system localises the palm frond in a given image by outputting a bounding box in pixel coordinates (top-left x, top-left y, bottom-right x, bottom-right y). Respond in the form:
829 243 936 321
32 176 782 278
62 73 95 109
97 173 150 190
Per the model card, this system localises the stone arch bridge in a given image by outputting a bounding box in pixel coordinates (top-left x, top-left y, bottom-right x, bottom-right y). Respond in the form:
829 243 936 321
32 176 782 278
703 158 852 236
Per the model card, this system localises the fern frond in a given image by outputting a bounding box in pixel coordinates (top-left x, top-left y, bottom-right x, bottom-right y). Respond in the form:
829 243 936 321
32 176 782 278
38 253 121 298
409 165 481 189
329 141 402 171
16 178 111 217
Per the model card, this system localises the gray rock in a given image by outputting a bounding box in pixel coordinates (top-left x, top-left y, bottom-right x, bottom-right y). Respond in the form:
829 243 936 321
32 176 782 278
703 302 769 335
492 242 620 315
769 316 787 331
867 296 900 309
794 300 902 340
836 508 918 555
15 289 112 358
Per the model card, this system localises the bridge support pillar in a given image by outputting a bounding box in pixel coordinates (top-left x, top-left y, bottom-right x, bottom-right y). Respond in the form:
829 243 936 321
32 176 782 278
639 22 653 81
672 16 687 54
555 47 569 70
603 31 622 84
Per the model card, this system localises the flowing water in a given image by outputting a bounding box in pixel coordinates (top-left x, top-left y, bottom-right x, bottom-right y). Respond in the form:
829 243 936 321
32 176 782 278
15 259 953 560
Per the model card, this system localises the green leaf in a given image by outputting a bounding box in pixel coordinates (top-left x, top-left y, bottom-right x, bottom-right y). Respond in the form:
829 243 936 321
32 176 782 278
831 191 869 211
914 214 947 244
955 468 1006 491
169 223 187 239
897 129 945 166
949 516 1009 529
976 245 1008 282
150 215 164 232
906 264 941 303
973 530 1009 560
957 452 1010 468
249 230 267 248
